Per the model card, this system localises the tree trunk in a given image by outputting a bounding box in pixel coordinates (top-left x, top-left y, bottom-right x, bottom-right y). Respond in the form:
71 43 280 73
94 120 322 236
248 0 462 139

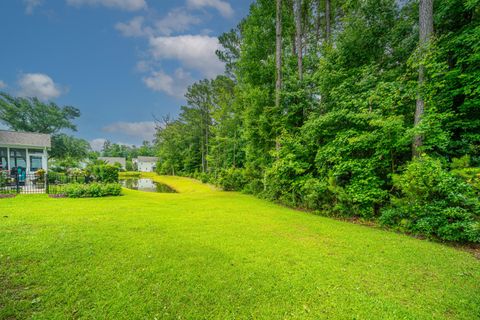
275 0 283 152
325 0 331 43
295 0 303 81
315 0 321 44
413 0 433 157
275 0 282 112
205 123 209 172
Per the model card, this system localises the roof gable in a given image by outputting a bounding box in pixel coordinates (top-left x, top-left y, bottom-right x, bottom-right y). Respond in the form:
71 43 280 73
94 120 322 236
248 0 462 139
0 130 51 148
136 156 159 163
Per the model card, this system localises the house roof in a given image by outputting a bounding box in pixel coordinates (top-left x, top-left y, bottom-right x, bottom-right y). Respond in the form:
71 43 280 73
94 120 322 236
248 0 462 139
0 130 51 148
98 157 127 167
136 156 158 163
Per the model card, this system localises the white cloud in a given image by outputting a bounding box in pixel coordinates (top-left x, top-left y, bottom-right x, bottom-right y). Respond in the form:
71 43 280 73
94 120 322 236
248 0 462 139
23 0 42 14
115 16 151 37
149 35 224 78
187 0 234 18
115 9 202 38
66 0 146 11
103 121 157 140
154 8 202 36
0 81 6 89
143 68 193 98
18 73 63 100
90 138 107 151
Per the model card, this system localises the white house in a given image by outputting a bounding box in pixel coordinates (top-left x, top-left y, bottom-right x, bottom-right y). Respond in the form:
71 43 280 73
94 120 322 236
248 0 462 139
0 130 51 174
133 156 158 172
98 157 126 170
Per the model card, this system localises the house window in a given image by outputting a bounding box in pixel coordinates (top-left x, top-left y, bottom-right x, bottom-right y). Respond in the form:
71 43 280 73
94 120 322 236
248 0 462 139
30 156 43 172
9 148 27 170
28 149 43 154
0 148 8 171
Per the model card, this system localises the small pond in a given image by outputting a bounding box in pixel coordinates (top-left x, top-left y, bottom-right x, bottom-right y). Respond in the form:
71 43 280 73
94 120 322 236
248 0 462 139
120 178 176 193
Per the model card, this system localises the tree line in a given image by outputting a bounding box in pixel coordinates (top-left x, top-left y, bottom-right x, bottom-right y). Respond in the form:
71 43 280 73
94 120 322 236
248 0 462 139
155 0 480 242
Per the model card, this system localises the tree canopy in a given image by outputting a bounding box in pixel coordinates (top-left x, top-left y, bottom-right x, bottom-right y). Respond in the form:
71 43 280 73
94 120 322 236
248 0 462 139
155 0 480 243
0 93 80 134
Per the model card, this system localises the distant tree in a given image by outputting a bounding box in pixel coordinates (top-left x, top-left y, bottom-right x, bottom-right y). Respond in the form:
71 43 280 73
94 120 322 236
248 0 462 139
216 27 242 80
0 93 80 134
137 141 156 156
49 134 91 160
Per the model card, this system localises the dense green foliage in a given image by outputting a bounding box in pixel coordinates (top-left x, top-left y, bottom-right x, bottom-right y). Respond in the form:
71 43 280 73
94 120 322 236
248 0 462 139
380 156 480 242
86 164 120 183
0 93 80 134
154 0 480 242
101 140 156 158
59 182 122 198
1 176 479 318
49 133 91 160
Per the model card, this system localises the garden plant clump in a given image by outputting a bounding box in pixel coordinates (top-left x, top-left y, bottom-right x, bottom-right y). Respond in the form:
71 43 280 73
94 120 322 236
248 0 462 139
61 182 122 198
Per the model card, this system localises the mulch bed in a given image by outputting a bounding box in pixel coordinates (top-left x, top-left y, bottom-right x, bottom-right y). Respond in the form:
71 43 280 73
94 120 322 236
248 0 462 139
0 194 16 199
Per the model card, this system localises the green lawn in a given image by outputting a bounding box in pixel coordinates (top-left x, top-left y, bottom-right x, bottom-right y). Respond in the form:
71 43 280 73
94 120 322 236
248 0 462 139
1 175 479 319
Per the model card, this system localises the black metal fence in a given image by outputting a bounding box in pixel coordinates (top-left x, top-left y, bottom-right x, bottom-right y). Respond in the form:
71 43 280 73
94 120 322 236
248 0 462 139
0 171 89 195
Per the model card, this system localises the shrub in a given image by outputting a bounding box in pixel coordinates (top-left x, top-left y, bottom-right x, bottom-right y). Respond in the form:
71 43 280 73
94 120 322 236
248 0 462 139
299 177 333 211
87 165 119 183
61 183 122 198
380 156 480 242
451 155 480 195
215 168 247 191
193 172 210 184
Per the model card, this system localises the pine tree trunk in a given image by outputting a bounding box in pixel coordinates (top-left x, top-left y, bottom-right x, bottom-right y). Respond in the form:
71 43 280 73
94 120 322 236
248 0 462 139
275 0 283 111
315 0 321 43
325 0 331 43
275 0 283 152
295 0 303 81
413 0 433 157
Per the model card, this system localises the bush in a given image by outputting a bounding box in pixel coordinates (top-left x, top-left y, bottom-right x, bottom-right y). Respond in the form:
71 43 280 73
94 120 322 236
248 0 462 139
87 165 119 183
193 171 210 184
61 183 122 198
451 155 480 195
215 168 247 191
380 156 480 243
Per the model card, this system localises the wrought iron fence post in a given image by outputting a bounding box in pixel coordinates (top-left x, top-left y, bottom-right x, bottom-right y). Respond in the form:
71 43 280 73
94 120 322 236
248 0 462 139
46 173 49 194
15 171 20 194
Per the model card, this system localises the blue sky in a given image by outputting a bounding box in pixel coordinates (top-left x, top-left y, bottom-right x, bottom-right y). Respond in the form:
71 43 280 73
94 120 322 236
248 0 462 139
0 0 251 150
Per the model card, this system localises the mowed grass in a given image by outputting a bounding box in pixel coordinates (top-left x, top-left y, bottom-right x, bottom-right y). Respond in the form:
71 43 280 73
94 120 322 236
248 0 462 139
1 175 479 319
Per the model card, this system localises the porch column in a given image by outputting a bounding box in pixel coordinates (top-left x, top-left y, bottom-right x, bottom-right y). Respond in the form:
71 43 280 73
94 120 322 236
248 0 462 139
6 147 10 171
26 148 30 173
43 147 48 172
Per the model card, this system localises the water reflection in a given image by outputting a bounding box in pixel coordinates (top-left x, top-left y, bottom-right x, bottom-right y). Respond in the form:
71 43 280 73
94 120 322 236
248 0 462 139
120 178 176 193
